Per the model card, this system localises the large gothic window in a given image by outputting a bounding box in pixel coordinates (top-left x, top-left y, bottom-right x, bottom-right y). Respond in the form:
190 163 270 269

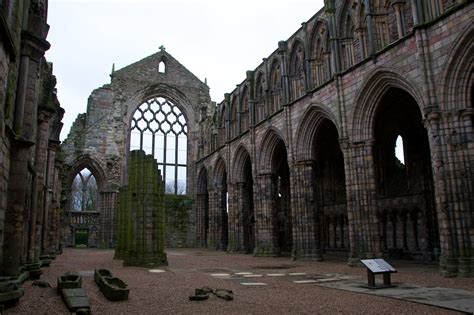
130 97 187 194
71 168 98 211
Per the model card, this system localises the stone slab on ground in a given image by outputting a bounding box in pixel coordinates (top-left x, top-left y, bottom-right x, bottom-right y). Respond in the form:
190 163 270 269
317 280 474 314
61 288 91 312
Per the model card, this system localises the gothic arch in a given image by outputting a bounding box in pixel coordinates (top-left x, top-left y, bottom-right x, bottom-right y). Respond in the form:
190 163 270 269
289 38 306 100
66 155 106 192
310 19 331 87
295 104 340 161
439 21 474 111
258 127 288 174
232 145 252 183
197 166 208 194
213 157 227 188
125 83 197 133
351 68 425 142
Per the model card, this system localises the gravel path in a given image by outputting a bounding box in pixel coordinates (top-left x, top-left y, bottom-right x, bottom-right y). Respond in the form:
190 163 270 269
4 248 473 314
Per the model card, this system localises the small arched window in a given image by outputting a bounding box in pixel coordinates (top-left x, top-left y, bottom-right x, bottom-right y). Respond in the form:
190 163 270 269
158 61 166 73
71 168 98 211
395 135 405 165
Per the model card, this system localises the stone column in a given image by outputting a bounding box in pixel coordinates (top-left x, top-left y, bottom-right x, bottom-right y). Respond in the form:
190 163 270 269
43 139 60 254
99 190 118 247
195 192 208 248
291 160 323 260
341 140 381 265
254 174 278 256
33 109 54 258
227 182 244 252
207 188 219 250
426 111 474 277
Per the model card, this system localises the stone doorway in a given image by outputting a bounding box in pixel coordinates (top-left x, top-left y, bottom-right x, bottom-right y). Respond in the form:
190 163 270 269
75 229 88 248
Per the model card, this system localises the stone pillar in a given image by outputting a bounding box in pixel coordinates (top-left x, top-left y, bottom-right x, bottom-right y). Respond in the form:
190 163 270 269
227 182 244 252
426 111 474 277
291 161 323 260
99 190 118 247
33 109 54 258
117 150 167 267
341 140 381 265
254 174 278 256
207 188 219 250
196 192 208 248
43 139 60 254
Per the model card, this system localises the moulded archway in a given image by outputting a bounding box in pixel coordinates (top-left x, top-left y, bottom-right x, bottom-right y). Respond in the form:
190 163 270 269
373 87 439 261
214 158 229 251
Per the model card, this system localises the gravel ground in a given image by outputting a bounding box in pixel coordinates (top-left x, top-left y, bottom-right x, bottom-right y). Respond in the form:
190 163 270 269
4 248 473 314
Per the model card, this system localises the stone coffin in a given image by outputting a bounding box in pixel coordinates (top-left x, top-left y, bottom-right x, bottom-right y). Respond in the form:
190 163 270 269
94 269 129 301
57 273 82 293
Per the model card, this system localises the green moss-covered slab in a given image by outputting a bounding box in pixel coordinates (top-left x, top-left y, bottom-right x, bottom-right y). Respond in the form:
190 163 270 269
57 273 82 293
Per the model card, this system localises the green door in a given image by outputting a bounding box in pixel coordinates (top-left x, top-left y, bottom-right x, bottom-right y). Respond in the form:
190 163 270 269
75 229 88 248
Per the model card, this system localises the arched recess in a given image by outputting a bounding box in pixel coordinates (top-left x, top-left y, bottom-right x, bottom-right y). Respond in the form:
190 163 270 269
337 1 361 69
295 105 340 162
232 145 255 253
258 129 293 255
351 68 425 142
294 106 348 256
289 39 306 100
310 19 331 88
240 86 250 132
255 71 266 122
440 22 474 112
372 87 439 261
218 104 226 147
230 95 239 138
196 167 209 248
214 158 229 251
65 156 107 248
269 58 283 114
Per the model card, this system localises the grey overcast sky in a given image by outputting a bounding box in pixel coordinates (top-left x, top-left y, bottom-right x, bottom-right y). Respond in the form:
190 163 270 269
45 0 325 140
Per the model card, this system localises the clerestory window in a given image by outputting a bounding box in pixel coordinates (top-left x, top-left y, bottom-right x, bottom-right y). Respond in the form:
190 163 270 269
130 97 187 194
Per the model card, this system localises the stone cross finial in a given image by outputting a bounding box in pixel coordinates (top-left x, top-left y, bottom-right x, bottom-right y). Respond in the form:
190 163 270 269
159 45 166 51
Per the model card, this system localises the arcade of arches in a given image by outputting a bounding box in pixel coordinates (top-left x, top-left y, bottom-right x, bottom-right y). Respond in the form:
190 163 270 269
2 0 472 283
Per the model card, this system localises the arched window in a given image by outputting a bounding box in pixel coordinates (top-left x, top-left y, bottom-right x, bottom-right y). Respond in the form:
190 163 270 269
71 168 98 211
269 60 282 112
255 72 265 121
158 61 166 73
130 97 187 194
289 41 306 100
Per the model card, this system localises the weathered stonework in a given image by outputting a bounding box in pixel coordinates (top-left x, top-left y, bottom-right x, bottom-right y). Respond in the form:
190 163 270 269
195 1 474 277
115 150 167 267
0 0 65 305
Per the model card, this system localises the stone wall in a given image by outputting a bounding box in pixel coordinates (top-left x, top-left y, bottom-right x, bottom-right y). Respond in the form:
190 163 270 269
61 49 211 249
196 1 474 277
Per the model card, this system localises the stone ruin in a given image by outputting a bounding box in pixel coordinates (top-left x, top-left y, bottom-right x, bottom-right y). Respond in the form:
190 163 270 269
115 150 168 267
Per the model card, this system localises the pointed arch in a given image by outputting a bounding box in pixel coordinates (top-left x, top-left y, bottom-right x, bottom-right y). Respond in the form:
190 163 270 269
289 38 306 100
439 21 474 111
258 127 287 174
351 68 425 142
240 85 250 131
295 104 340 162
232 145 252 183
230 94 239 138
310 19 331 87
255 71 266 121
269 58 282 113
197 166 208 194
66 155 106 192
214 157 227 188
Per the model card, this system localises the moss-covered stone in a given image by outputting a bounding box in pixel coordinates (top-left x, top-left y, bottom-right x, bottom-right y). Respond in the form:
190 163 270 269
115 150 167 267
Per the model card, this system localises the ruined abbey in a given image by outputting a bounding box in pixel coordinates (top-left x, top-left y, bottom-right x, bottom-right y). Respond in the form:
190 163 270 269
0 1 473 304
